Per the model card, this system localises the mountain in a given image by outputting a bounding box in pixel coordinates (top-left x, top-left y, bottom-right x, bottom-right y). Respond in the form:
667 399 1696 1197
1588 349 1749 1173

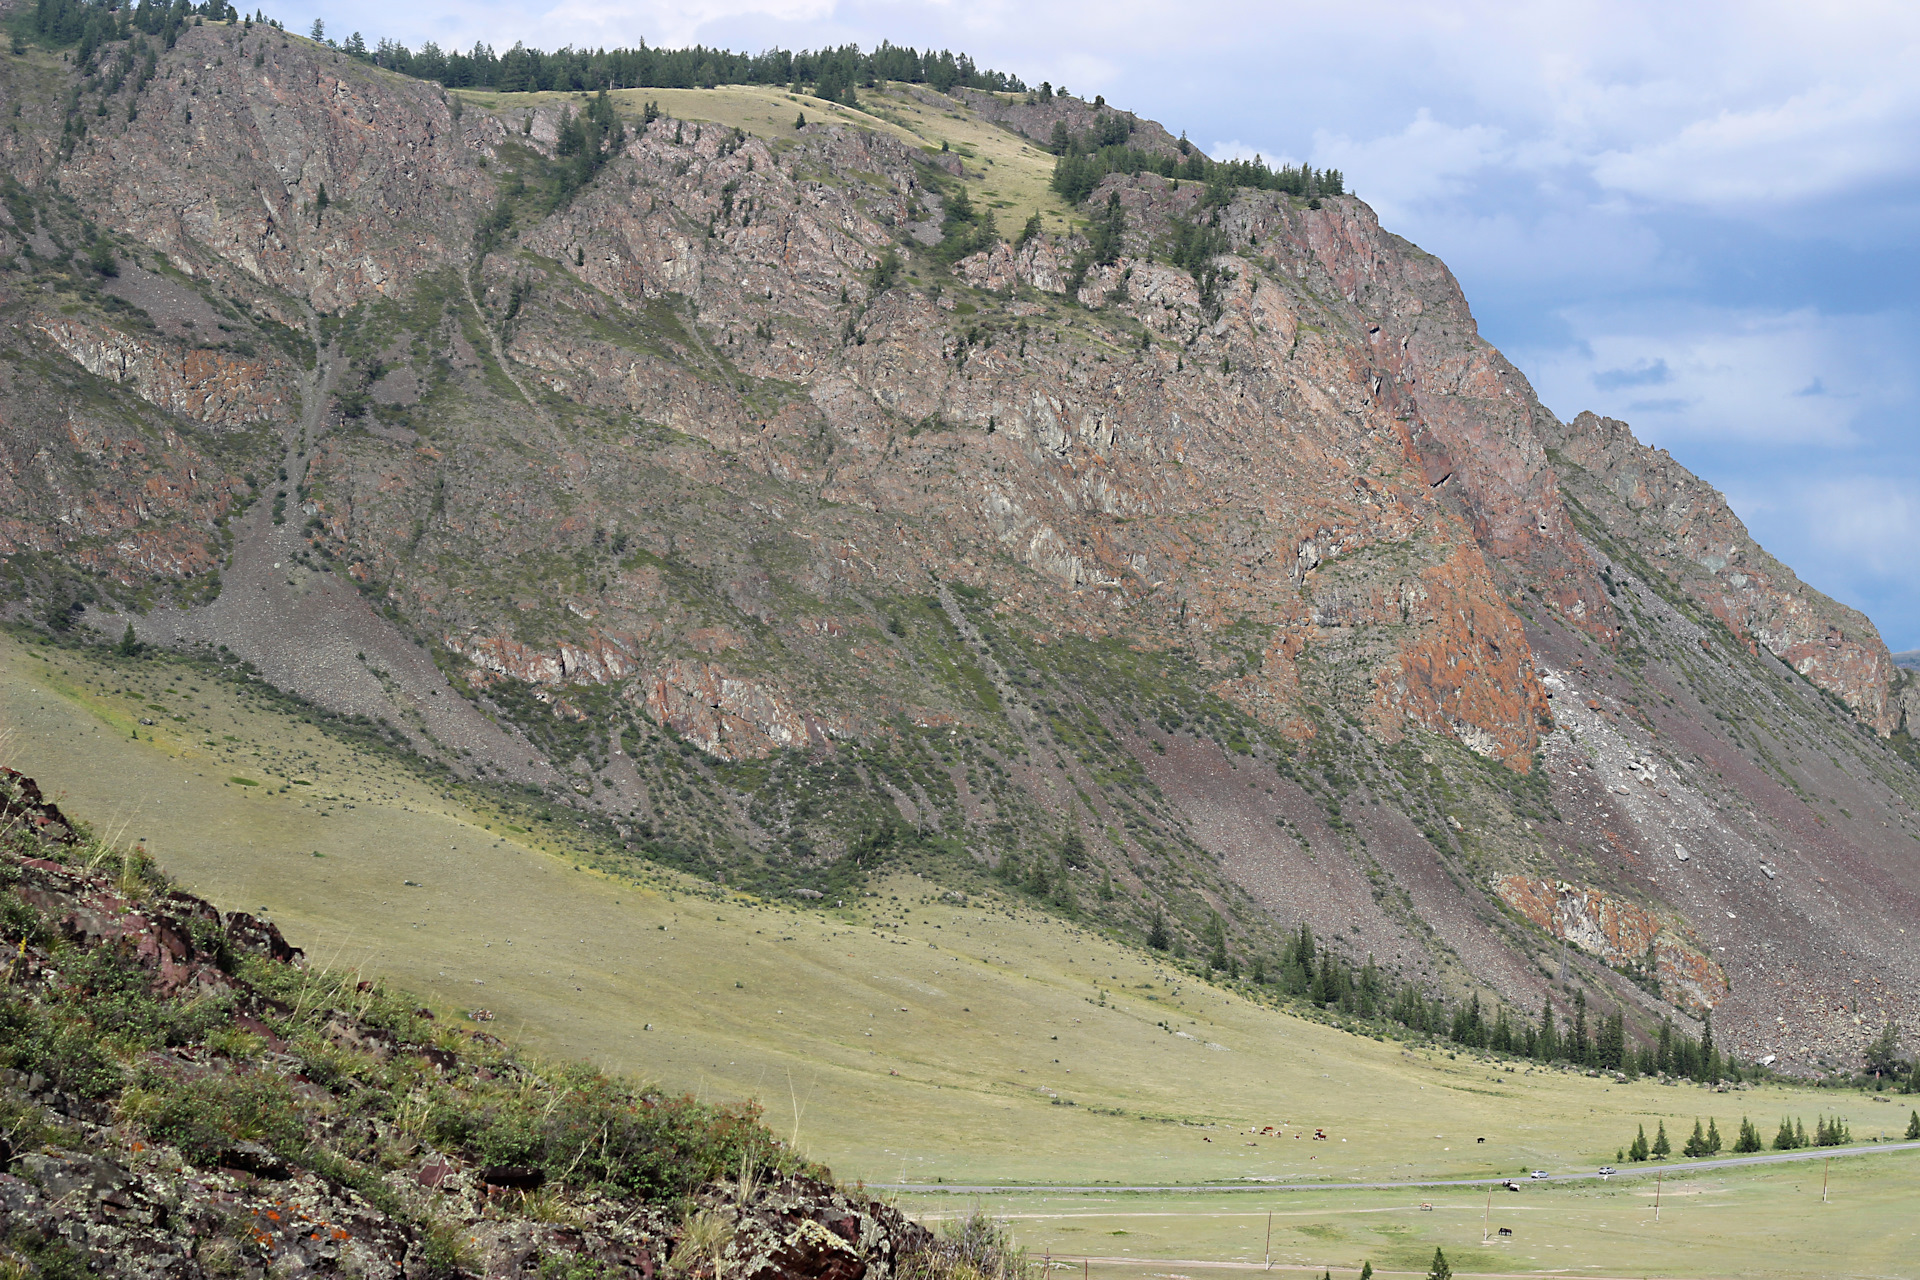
0 17 1915 1082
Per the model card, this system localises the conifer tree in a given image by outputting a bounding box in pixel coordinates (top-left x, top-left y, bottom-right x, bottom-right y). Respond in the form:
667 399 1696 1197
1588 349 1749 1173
1682 1118 1706 1158
1734 1117 1762 1153
1706 1117 1721 1154
1774 1117 1797 1150
1146 908 1169 951
1651 1120 1670 1158
1906 1110 1919 1140
1865 1021 1902 1076
1359 1265 1373 1280
1426 1247 1452 1280
1796 1118 1808 1148
1629 1123 1650 1161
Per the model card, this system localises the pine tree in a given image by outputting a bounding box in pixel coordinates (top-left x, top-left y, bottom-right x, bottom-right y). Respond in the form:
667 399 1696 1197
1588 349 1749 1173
1682 1119 1706 1158
1865 1021 1902 1076
1359 1265 1373 1280
1734 1117 1762 1153
1016 210 1042 248
117 622 139 656
1629 1123 1649 1161
1146 908 1169 951
1905 1110 1919 1140
1795 1118 1808 1149
1425 1247 1452 1280
1706 1117 1721 1154
1774 1117 1797 1150
794 111 806 129
1651 1120 1670 1159
1203 911 1229 973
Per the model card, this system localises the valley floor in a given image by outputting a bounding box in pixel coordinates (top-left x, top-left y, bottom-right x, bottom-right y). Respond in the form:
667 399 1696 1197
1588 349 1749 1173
2 629 1913 1277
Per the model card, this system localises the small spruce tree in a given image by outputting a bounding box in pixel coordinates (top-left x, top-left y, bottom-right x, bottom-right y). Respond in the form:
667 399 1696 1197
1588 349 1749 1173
794 111 806 129
1359 1265 1373 1280
1906 1110 1919 1141
1651 1120 1671 1159
1774 1117 1797 1150
1706 1117 1722 1155
1426 1247 1452 1280
1734 1117 1763 1154
1629 1123 1649 1161
1682 1118 1706 1158
1146 908 1169 951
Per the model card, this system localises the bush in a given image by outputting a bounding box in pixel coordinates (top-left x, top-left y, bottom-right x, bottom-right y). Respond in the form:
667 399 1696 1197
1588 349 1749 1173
131 1070 307 1166
899 1210 1024 1280
425 1064 814 1200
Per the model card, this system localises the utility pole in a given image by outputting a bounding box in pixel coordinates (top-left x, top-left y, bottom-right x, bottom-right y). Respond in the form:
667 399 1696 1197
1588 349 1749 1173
1654 1170 1662 1223
1265 1212 1273 1269
1483 1184 1492 1242
1823 1156 1830 1204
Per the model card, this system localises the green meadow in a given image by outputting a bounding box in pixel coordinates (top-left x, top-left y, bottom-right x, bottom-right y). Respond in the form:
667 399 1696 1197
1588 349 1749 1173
3 629 1913 1276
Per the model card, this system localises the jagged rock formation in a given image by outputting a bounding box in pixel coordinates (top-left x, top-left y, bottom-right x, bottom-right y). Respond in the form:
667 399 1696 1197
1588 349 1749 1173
0 22 1915 1077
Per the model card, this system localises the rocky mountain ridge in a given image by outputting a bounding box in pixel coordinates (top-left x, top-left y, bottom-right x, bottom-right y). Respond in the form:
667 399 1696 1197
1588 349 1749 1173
0 20 1914 1078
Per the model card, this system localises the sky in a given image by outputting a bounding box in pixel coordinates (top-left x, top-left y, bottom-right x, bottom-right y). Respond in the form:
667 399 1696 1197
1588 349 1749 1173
302 0 1920 649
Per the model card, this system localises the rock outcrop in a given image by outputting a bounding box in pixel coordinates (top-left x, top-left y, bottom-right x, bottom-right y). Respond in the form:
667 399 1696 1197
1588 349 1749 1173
1542 411 1895 733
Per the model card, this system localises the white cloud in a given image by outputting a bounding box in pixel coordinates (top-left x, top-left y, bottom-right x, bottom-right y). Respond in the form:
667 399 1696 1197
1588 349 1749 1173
1311 110 1509 213
1519 305 1912 448
536 0 840 47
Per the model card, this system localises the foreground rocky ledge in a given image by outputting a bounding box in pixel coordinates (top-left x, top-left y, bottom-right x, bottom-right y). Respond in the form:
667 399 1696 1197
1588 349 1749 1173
0 770 933 1280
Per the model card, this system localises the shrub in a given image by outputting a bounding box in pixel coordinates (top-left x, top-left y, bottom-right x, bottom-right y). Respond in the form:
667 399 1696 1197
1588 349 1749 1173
425 1064 814 1200
131 1070 306 1167
899 1209 1025 1280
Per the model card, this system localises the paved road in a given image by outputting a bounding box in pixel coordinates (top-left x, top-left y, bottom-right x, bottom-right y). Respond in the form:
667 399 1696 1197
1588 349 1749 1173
878 1139 1920 1194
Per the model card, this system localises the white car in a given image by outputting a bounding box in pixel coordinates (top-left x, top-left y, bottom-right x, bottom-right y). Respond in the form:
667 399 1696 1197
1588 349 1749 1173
1597 1166 1616 1178
1529 1169 1551 1180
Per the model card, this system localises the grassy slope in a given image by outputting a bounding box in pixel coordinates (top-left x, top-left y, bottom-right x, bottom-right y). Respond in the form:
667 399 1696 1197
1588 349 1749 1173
4 629 1910 1213
454 82 1080 231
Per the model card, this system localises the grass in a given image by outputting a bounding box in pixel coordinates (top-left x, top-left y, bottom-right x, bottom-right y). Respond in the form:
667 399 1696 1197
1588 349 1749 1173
2 628 1914 1276
896 1150 1920 1278
456 82 1078 234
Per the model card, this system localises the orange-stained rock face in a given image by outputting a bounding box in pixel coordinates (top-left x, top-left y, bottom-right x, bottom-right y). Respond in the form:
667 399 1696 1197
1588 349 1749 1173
637 659 853 761
1494 875 1727 1012
31 319 292 428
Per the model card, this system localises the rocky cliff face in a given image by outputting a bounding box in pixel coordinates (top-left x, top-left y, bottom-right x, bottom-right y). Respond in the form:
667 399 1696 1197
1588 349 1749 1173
0 23 1914 1077
1542 410 1895 732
